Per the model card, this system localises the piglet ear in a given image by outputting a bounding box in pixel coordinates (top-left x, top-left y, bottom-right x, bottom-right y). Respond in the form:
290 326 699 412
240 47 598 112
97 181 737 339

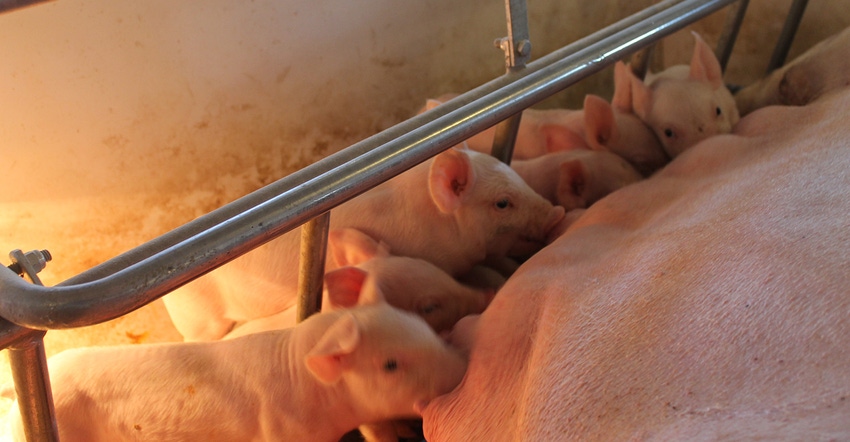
539 123 588 152
324 266 369 308
424 99 443 112
688 31 724 89
429 147 476 214
327 228 391 268
556 160 589 210
611 61 634 112
583 94 618 151
305 312 361 385
630 72 653 121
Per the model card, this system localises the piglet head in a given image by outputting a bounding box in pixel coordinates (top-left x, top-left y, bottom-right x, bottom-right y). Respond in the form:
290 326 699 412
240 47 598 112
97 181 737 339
429 146 565 261
325 241 490 333
305 303 468 419
363 256 490 333
585 76 668 177
630 32 740 158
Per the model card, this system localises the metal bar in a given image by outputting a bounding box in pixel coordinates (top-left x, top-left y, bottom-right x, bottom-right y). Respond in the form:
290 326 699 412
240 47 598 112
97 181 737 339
765 0 810 73
0 0 737 332
490 0 532 165
5 250 59 442
8 333 58 442
19 0 693 291
0 0 54 14
714 0 750 72
296 212 331 323
628 45 655 79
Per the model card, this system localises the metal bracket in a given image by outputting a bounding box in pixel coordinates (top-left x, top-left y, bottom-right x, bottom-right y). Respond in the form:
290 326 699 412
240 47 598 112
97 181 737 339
495 0 532 72
490 0 532 165
7 250 52 286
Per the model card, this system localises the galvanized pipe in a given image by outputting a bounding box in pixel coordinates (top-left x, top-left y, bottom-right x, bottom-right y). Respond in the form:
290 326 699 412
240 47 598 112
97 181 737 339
295 212 331 323
10 0 694 293
490 0 532 165
766 0 810 73
4 249 59 442
0 0 738 332
628 45 655 79
8 332 58 442
715 0 750 72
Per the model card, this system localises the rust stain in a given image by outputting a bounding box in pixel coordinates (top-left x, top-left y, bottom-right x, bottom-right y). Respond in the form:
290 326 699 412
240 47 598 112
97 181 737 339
124 331 149 344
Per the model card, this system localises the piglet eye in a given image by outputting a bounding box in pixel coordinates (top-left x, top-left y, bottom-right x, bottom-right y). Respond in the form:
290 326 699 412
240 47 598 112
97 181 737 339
715 106 722 116
383 359 398 372
495 198 511 210
663 128 674 138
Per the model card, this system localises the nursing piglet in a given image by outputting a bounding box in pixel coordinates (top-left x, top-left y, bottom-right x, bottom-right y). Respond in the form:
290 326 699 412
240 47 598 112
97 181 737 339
224 228 492 339
628 32 739 157
420 93 666 175
605 61 669 175
8 286 467 442
420 94 587 158
164 144 564 341
735 26 850 115
511 149 643 211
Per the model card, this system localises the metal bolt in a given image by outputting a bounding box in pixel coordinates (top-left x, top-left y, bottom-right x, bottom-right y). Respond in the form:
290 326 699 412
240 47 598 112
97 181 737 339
7 249 52 277
516 39 531 57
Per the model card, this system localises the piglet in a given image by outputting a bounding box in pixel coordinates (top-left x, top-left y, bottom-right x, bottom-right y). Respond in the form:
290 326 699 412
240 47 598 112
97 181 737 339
7 283 467 442
420 93 587 159
420 93 666 176
224 228 491 339
164 144 564 341
605 62 669 175
735 26 850 115
511 149 643 211
628 32 740 158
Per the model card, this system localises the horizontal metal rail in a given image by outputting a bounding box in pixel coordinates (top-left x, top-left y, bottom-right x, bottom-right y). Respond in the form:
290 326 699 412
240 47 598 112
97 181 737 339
0 0 738 337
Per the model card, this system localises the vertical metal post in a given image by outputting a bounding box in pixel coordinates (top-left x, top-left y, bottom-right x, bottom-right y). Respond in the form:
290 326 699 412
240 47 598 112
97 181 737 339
5 249 59 441
765 0 809 73
714 0 750 72
628 45 655 80
490 0 531 165
8 332 59 442
295 212 331 323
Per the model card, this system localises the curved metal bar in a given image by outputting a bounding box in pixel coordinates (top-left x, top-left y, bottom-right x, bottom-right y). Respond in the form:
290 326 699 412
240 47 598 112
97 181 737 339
0 0 737 330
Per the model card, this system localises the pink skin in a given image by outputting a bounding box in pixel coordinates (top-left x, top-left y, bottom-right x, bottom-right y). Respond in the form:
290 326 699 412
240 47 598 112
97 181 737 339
511 149 643 211
629 32 740 158
421 87 850 440
164 145 564 341
223 229 492 340
735 26 850 116
421 92 667 176
7 288 467 442
325 229 492 333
